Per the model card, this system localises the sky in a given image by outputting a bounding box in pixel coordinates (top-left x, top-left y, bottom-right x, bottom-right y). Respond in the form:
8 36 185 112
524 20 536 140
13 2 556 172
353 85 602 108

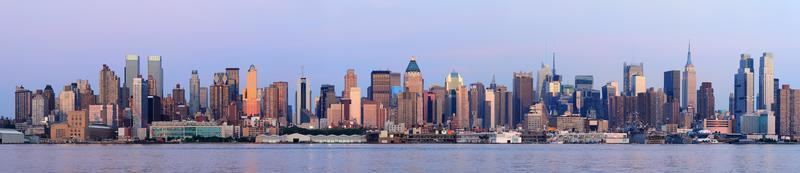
2 0 799 118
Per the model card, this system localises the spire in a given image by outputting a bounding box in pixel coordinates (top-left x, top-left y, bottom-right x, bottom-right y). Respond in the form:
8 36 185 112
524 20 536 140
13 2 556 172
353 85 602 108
300 65 305 77
491 74 496 85
686 41 693 66
552 52 557 75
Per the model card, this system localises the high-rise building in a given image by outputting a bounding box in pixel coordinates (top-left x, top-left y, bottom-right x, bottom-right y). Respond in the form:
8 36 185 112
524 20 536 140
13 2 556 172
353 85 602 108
263 82 289 126
575 75 594 92
735 54 755 132
369 70 392 108
513 72 534 128
623 63 644 96
31 92 47 126
758 52 775 112
199 87 208 112
131 76 149 129
777 84 792 136
429 85 447 125
632 75 646 95
147 95 163 124
525 103 546 132
172 84 186 105
485 89 496 130
536 63 552 102
76 79 95 111
404 57 424 94
349 87 362 125
59 85 77 113
362 101 387 129
295 75 312 125
469 82 486 129
43 85 56 116
343 69 357 97
225 68 240 101
455 85 469 129
664 70 682 102
445 71 464 92
683 45 697 110
99 64 120 106
15 86 32 123
147 56 164 97
244 65 260 117
317 84 337 119
189 70 201 115
495 85 513 129
697 82 715 121
210 73 230 120
124 55 140 89
397 91 422 128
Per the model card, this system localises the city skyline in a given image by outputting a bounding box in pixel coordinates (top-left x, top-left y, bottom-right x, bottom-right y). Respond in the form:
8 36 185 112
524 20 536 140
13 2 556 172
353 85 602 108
3 1 800 117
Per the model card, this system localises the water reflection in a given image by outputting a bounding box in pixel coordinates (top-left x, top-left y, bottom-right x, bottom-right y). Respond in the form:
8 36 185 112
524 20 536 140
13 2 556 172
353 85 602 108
0 144 798 172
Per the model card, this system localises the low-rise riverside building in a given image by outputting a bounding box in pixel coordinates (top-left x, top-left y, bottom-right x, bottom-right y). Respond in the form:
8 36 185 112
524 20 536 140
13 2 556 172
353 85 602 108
149 121 235 139
255 133 366 143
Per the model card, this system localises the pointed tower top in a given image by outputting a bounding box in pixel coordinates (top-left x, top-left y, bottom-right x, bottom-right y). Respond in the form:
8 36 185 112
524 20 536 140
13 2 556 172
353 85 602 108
405 56 421 73
552 52 557 75
686 41 693 66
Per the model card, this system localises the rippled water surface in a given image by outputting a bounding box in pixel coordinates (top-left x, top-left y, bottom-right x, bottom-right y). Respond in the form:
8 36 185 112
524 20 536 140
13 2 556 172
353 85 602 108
2 144 799 172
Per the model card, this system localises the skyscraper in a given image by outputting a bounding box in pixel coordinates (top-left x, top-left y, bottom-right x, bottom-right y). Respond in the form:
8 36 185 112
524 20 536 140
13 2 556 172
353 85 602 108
575 75 594 92
244 65 260 117
429 85 447 125
404 57 424 94
349 87 362 125
124 54 140 89
263 82 289 126
59 85 77 113
777 84 792 136
401 57 424 127
455 85 469 129
495 85 514 129
147 55 164 97
31 92 47 126
226 68 240 102
189 70 201 115
664 70 682 101
623 63 644 96
210 73 230 120
317 84 337 119
343 69 357 97
397 91 423 128
295 75 312 125
469 82 486 128
513 72 534 128
99 64 120 106
735 54 755 132
43 85 56 116
172 84 186 105
199 87 208 113
369 70 392 108
536 63 552 102
633 75 646 95
682 45 697 110
485 89 496 130
445 71 464 91
697 82 715 121
131 76 149 129
14 86 32 123
758 52 775 112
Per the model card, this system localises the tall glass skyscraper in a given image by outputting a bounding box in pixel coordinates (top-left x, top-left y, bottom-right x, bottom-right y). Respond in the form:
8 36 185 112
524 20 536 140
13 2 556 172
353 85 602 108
124 55 140 89
147 55 163 97
189 70 201 115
